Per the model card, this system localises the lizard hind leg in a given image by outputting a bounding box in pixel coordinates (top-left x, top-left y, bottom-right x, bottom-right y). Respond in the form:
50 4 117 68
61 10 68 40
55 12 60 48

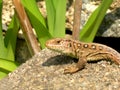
64 57 87 74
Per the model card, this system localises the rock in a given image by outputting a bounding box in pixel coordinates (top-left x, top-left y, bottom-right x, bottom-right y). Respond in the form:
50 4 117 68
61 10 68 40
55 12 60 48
97 8 120 37
0 49 120 90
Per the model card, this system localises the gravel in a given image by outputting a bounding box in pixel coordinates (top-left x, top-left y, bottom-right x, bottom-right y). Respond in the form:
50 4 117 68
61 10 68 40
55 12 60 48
2 0 14 27
0 49 120 90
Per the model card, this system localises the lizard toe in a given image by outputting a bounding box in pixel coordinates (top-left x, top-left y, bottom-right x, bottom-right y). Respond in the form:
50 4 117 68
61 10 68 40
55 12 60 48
64 67 79 74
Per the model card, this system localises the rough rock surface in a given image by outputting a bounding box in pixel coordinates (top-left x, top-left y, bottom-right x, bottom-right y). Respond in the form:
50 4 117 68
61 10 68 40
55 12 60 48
0 49 120 90
97 8 120 37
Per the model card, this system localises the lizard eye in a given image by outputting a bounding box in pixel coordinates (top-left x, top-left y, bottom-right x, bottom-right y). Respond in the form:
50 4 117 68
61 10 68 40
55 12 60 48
68 43 72 47
56 40 61 44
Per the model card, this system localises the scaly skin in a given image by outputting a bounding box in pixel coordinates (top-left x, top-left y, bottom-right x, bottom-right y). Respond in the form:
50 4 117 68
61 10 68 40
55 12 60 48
46 38 120 74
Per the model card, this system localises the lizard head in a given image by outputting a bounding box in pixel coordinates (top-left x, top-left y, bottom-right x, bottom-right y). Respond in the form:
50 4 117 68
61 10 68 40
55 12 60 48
46 38 76 57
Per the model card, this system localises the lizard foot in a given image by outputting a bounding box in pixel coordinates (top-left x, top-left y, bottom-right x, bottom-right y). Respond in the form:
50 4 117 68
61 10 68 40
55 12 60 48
64 67 79 74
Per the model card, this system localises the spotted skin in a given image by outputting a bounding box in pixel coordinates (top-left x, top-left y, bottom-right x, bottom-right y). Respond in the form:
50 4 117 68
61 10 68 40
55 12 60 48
46 38 120 74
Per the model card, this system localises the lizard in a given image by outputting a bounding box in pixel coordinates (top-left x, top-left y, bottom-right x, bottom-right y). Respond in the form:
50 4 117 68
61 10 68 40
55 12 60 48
45 38 120 74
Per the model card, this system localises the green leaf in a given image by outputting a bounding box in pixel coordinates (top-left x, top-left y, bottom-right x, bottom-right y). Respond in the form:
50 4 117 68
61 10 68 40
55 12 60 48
21 0 52 48
0 58 19 79
4 14 19 61
4 15 19 53
0 14 19 79
22 0 46 27
80 0 113 42
0 58 19 71
0 1 19 60
45 0 55 36
45 0 66 37
0 0 6 57
0 68 10 79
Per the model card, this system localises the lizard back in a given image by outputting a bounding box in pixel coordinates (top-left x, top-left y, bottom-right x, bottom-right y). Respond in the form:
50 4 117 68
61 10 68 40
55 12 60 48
46 38 120 65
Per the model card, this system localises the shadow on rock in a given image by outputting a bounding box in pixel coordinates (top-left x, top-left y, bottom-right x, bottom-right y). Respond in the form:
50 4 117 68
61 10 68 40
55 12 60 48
42 55 78 66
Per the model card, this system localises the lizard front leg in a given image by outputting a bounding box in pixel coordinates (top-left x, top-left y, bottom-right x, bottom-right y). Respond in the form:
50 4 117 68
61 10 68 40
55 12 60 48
64 57 87 74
